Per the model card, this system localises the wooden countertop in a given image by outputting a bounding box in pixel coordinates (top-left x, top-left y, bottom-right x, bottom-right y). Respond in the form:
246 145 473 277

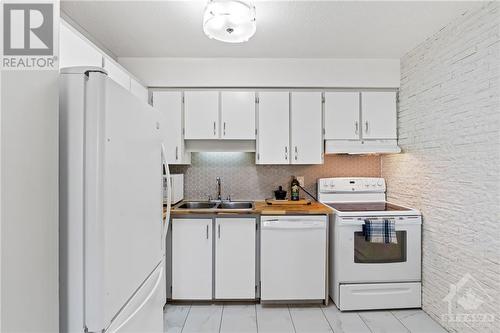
254 200 332 215
167 200 332 216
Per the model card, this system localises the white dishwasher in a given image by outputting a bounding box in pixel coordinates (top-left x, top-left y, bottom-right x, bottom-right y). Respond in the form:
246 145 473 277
260 215 327 302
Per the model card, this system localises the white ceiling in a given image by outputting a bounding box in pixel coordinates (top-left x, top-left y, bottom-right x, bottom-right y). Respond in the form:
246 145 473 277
61 0 481 59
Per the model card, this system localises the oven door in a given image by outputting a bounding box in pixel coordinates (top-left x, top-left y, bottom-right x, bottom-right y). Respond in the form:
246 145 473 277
335 216 421 283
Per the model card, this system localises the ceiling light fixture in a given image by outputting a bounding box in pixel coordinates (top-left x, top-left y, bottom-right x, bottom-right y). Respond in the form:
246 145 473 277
203 0 256 43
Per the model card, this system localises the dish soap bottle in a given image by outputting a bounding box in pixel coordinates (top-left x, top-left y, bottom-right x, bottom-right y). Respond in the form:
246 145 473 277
291 177 300 201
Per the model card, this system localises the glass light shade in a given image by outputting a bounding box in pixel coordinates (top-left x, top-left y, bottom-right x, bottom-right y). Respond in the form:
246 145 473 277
203 0 256 43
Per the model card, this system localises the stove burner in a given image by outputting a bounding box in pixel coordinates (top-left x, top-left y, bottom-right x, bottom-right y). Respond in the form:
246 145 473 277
326 202 411 212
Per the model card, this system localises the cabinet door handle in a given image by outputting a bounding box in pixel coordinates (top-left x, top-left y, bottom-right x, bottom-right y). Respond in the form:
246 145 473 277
218 224 221 239
285 146 288 160
206 224 209 239
175 146 179 160
365 121 369 133
355 121 359 135
223 122 226 136
294 146 298 161
213 121 216 136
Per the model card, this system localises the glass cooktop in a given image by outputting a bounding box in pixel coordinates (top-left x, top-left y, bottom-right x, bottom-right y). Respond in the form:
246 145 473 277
325 202 411 212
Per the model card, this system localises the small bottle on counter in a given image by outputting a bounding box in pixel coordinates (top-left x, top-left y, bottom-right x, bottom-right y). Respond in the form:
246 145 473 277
290 177 300 201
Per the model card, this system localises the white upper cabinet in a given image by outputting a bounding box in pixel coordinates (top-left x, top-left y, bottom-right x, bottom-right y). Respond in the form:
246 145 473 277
184 91 220 140
153 91 190 165
220 92 256 139
324 92 360 140
256 92 290 164
184 91 255 140
215 218 256 299
290 92 323 164
156 89 397 157
361 91 397 139
103 57 131 91
59 23 102 68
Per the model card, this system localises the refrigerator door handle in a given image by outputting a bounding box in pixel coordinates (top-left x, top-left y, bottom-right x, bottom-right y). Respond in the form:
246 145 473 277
161 144 171 246
107 269 164 333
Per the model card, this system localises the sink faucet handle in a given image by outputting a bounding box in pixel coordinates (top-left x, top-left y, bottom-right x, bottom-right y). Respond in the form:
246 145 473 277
216 176 222 200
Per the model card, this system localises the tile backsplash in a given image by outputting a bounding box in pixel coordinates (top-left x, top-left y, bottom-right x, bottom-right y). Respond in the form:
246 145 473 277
170 152 381 200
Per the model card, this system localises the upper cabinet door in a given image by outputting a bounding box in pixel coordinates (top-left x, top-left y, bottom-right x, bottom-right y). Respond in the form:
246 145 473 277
184 91 220 140
324 92 360 140
59 23 102 68
220 92 256 139
153 91 184 165
256 92 290 164
290 92 323 164
361 92 397 140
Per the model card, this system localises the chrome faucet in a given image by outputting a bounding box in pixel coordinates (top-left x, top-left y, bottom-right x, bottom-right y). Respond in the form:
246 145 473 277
216 177 222 201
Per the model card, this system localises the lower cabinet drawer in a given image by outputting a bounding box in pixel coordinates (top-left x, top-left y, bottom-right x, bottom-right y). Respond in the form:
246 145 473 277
339 282 421 311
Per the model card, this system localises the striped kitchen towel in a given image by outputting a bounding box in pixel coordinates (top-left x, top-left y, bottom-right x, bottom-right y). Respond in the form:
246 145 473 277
363 218 397 244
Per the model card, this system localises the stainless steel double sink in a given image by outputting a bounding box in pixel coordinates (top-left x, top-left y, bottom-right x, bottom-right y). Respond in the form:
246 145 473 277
175 201 254 211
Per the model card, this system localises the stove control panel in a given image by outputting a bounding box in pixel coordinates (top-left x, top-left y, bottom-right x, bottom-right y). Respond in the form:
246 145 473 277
318 177 386 193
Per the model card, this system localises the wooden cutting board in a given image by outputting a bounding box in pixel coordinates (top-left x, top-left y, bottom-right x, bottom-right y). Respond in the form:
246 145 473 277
265 198 312 205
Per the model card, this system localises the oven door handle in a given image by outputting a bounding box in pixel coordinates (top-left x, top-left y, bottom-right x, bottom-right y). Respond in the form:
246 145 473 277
339 218 421 227
340 220 365 226
262 220 325 230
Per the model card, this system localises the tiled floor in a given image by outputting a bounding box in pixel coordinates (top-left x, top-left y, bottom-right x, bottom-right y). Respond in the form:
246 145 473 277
164 303 448 333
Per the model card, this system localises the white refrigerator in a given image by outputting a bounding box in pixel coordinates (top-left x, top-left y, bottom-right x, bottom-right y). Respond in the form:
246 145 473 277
59 67 171 332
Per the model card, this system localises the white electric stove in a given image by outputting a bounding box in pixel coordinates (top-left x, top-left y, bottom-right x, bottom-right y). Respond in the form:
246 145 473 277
318 177 422 311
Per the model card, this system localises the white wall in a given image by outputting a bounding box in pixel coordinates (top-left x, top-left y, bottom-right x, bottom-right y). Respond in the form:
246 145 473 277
382 3 499 332
0 70 59 332
118 57 400 88
59 19 149 103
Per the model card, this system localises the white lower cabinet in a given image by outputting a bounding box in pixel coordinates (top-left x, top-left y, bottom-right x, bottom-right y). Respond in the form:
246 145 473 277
171 217 256 300
215 218 256 299
171 218 212 300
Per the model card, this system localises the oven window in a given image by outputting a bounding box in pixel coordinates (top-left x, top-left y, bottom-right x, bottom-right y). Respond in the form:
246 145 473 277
354 231 407 263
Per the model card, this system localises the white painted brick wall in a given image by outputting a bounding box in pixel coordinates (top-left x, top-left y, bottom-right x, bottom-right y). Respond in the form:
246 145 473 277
382 3 499 332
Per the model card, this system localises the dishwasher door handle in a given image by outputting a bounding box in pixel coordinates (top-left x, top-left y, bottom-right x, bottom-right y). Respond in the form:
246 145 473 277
261 221 325 230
